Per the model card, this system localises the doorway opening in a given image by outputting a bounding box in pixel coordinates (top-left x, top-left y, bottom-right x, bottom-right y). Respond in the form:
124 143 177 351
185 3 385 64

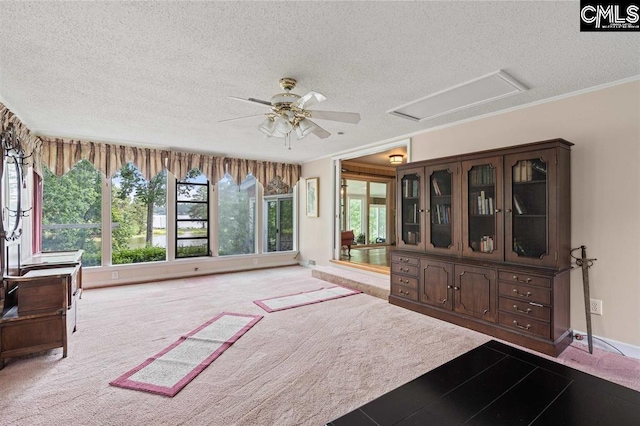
333 141 409 273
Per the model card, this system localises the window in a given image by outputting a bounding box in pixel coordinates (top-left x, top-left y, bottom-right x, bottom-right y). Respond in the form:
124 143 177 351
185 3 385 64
368 182 387 244
176 171 210 258
111 163 167 264
342 178 391 246
264 195 294 252
217 173 256 256
346 179 367 244
41 160 103 266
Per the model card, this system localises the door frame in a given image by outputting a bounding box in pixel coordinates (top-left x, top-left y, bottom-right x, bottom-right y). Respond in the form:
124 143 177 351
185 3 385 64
331 138 411 261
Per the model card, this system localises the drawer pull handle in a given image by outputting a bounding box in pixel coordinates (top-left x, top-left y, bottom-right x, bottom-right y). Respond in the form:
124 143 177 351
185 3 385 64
513 305 532 314
513 320 531 330
512 275 532 283
398 278 409 284
400 258 410 263
400 267 409 273
439 298 448 304
398 289 409 296
512 289 532 298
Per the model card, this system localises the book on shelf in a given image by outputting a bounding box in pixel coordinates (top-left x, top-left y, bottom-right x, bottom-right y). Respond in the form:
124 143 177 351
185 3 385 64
513 194 527 214
480 235 494 253
532 161 547 175
514 161 537 183
412 180 419 198
432 178 442 196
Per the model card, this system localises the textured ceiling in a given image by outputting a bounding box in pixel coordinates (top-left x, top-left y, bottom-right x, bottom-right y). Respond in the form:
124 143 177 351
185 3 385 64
0 2 638 164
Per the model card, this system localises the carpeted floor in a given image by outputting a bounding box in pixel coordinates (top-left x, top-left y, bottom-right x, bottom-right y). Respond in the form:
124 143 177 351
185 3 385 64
0 265 637 425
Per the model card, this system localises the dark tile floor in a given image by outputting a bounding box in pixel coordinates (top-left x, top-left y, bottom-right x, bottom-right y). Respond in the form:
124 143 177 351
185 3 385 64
327 340 640 425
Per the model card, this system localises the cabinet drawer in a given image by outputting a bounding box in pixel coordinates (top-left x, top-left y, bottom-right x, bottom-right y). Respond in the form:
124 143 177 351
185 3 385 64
498 271 551 288
391 263 418 277
499 312 550 339
499 298 550 322
390 284 418 301
391 274 418 290
391 254 419 266
499 282 550 305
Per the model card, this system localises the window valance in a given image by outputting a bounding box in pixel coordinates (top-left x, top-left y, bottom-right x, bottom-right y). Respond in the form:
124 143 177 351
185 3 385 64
0 103 42 166
40 137 300 190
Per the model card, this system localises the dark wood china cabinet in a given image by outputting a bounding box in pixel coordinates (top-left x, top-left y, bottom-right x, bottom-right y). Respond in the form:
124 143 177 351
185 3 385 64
391 139 572 356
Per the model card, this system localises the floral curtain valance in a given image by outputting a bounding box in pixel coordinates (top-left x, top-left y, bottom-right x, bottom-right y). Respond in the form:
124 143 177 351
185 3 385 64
0 103 42 168
40 137 301 190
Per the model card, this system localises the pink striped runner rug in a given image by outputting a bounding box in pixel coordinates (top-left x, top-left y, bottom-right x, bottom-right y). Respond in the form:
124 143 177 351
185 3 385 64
254 285 361 313
110 312 262 397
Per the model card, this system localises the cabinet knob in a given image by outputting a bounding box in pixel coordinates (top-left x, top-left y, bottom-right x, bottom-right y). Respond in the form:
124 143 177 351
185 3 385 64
495 208 502 213
447 285 452 289
419 209 425 213
454 286 460 291
512 275 532 283
506 208 512 213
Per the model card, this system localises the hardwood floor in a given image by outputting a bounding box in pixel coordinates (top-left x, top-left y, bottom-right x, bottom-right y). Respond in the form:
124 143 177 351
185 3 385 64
339 246 391 270
328 340 640 425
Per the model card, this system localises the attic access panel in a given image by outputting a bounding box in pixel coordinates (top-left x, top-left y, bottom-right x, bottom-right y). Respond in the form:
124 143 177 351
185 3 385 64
388 70 528 122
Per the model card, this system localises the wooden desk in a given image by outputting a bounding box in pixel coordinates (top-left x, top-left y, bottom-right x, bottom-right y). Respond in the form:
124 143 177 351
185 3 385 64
0 265 80 369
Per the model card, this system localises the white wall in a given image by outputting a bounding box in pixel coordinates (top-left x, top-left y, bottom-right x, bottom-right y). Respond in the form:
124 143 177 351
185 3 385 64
298 158 334 266
300 80 640 347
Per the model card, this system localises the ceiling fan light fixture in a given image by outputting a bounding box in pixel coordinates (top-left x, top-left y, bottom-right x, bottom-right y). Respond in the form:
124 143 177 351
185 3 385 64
389 154 404 165
258 117 275 135
225 77 361 145
295 119 316 139
274 116 293 134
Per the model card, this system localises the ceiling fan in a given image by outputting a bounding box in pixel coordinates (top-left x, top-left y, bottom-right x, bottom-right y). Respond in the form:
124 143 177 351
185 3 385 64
219 78 361 146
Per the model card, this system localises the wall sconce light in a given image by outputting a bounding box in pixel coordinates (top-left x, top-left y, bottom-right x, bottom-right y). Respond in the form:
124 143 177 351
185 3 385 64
389 154 404 165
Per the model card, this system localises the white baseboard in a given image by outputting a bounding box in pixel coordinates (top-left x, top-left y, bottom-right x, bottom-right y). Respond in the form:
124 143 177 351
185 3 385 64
572 330 640 360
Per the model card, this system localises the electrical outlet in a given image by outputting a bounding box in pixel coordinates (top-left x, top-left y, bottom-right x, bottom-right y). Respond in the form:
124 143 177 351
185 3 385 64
308 260 316 266
590 298 603 316
111 271 119 279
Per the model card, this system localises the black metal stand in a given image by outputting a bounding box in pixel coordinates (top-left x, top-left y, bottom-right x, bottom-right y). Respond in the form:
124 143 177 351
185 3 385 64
571 245 597 354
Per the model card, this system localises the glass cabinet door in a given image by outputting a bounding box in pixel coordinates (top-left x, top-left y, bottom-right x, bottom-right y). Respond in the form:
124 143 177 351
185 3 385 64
397 167 425 251
462 156 503 261
505 149 557 266
425 162 459 254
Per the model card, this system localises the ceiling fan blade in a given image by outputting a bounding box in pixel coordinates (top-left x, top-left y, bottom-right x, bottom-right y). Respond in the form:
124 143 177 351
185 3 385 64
292 91 327 109
308 110 361 124
228 96 272 107
306 120 331 139
218 113 265 124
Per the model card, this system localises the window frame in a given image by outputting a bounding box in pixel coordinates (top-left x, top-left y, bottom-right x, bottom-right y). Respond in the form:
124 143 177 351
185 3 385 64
175 178 210 259
263 193 294 253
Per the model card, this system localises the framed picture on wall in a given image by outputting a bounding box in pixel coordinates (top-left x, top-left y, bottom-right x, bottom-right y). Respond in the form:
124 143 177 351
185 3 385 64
306 177 319 217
